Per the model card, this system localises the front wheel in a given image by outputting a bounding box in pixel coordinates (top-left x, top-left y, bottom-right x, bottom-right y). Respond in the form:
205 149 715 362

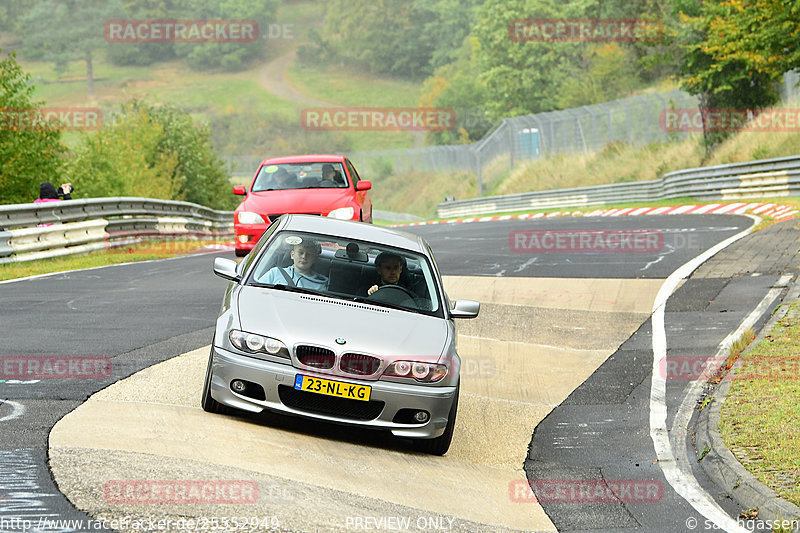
201 342 229 414
414 384 459 456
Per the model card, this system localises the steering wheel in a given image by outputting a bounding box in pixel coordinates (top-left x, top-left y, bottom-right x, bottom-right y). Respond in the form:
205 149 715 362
367 284 418 307
372 284 415 299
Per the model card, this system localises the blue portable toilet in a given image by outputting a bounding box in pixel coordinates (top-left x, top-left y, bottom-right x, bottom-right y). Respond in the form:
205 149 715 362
518 128 540 159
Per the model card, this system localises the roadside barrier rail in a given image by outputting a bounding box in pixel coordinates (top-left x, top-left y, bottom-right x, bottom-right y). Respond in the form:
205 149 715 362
437 155 800 218
0 197 233 264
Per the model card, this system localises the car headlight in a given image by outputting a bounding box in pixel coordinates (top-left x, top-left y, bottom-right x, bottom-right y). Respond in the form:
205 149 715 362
326 207 355 220
383 361 448 382
237 211 265 224
229 330 288 358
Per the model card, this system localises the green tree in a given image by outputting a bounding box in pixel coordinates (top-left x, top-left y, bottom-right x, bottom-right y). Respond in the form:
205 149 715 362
0 0 38 33
133 101 235 209
0 49 64 205
107 0 187 66
66 101 234 209
472 0 592 120
700 0 800 81
416 0 485 70
21 0 125 98
419 39 491 145
322 0 436 78
173 0 280 71
557 43 640 108
66 107 184 200
674 0 781 149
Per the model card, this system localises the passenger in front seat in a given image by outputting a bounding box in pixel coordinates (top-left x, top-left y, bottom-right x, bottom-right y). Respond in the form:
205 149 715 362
262 239 328 290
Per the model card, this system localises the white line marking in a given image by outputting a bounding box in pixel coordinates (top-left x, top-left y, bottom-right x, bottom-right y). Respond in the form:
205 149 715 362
650 215 759 533
514 257 538 273
0 399 26 422
691 204 722 214
711 203 746 214
732 203 759 215
611 208 635 216
669 273 792 498
751 204 775 214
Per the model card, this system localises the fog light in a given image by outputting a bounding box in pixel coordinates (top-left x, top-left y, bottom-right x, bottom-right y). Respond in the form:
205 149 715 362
231 380 247 393
237 235 249 244
414 411 429 423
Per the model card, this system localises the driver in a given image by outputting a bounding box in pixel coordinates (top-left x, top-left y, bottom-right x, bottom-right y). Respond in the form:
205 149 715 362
367 252 407 296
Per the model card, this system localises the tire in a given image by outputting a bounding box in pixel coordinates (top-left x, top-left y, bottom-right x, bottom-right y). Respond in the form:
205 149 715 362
201 343 229 414
414 384 459 456
235 248 248 257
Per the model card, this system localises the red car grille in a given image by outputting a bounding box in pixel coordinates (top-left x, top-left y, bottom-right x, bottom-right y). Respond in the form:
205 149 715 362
339 353 381 375
267 213 320 223
296 345 335 369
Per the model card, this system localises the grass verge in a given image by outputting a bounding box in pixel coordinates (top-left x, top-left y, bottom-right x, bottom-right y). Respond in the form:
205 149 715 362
719 302 800 507
0 240 229 282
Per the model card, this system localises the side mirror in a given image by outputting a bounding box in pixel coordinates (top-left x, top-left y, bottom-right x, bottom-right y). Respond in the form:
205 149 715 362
451 299 480 319
233 185 247 195
356 180 372 191
213 257 241 282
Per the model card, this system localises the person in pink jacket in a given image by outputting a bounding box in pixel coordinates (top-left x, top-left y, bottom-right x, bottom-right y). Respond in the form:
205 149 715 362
35 182 73 203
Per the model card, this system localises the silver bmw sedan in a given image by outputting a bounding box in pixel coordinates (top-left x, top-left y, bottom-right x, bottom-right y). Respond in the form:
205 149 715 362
202 214 479 455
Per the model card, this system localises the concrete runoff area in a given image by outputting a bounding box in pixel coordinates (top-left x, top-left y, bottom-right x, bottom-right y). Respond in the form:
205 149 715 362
49 276 665 532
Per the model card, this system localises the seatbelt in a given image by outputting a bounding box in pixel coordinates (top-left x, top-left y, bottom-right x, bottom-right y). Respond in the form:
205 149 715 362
278 267 296 287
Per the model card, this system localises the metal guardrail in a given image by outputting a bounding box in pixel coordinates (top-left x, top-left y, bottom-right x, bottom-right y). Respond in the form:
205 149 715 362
0 197 233 264
437 155 800 218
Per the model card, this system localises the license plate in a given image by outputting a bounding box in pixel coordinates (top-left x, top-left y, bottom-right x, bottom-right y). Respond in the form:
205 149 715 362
294 375 371 401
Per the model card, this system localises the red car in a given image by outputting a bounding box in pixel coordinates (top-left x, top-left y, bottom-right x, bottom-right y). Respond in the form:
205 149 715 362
232 155 373 256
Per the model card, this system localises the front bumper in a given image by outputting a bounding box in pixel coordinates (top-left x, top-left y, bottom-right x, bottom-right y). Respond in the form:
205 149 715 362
209 346 457 439
233 223 269 252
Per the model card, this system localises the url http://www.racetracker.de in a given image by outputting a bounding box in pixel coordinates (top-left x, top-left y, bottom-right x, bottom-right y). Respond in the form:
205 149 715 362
0 515 282 532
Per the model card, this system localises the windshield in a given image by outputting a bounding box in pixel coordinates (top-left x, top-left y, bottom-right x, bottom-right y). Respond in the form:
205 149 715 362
251 162 349 192
247 231 442 317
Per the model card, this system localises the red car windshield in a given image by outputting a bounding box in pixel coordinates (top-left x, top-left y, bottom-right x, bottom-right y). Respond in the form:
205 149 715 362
251 162 349 192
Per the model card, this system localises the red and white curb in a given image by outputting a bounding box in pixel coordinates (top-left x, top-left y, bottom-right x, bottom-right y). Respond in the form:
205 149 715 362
397 202 798 227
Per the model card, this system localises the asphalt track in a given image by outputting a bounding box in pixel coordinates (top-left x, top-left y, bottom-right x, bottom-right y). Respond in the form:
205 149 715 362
0 214 783 532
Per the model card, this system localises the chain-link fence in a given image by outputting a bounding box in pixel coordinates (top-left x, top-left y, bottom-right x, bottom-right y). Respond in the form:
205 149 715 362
352 89 701 195
224 72 800 195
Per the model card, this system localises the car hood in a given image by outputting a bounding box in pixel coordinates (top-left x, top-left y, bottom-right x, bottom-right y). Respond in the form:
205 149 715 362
236 286 449 362
241 189 354 215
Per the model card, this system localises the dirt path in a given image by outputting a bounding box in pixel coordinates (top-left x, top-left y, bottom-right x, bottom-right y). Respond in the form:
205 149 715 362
258 47 333 108
259 48 425 148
